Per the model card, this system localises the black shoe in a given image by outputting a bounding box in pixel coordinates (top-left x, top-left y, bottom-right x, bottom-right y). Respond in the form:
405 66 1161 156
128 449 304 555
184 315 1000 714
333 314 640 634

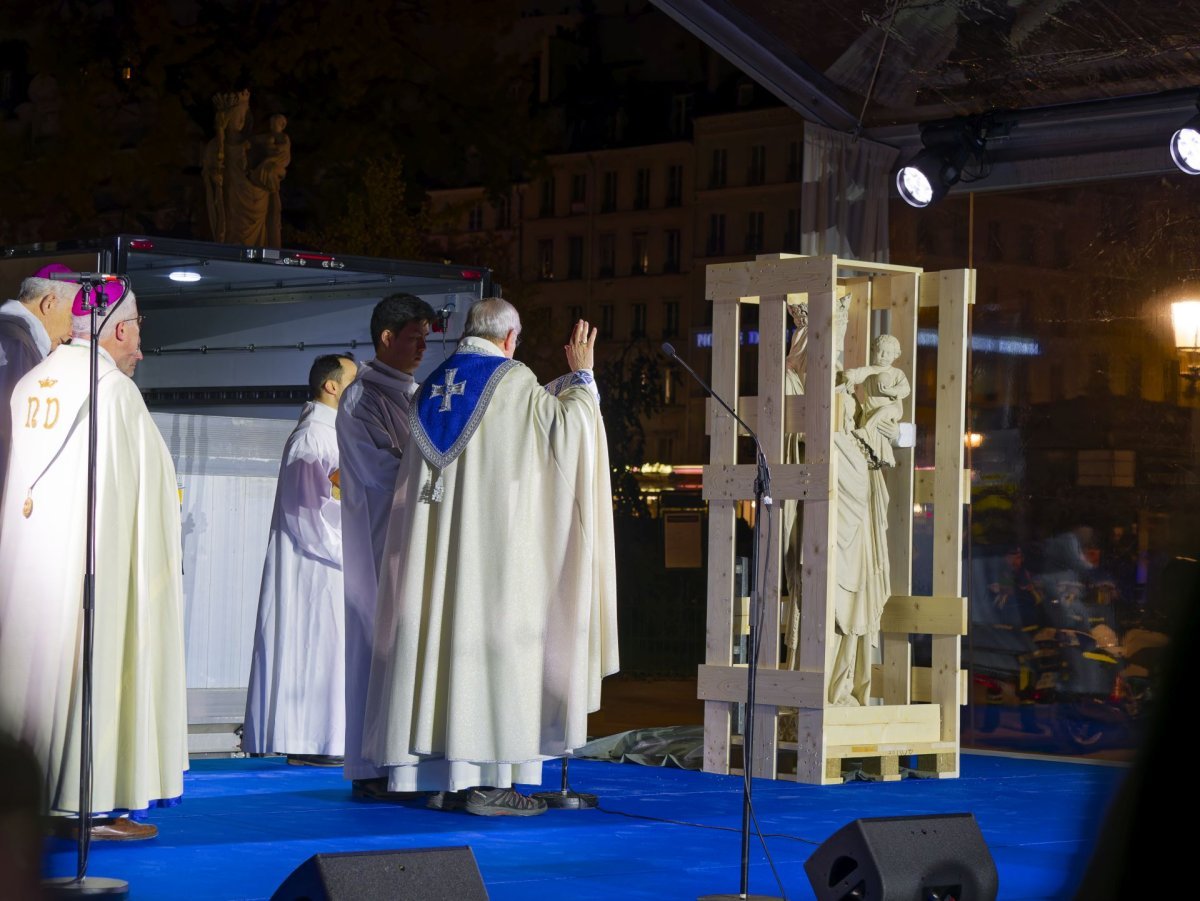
287 754 344 767
464 787 547 817
426 788 472 811
352 778 430 803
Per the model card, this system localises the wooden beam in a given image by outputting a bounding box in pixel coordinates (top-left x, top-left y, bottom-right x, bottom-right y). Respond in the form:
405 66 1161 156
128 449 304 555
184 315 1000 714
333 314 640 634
871 665 969 703
878 595 968 635
702 463 829 502
915 468 972 505
930 268 972 767
697 664 826 709
706 255 833 302
703 296 741 776
823 703 941 747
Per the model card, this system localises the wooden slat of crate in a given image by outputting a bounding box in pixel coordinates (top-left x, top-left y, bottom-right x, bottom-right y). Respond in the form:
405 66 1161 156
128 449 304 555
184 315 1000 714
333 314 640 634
823 703 941 747
703 298 740 776
707 255 833 302
879 595 967 635
929 269 972 775
697 663 825 709
702 463 829 502
870 665 969 703
876 271 920 706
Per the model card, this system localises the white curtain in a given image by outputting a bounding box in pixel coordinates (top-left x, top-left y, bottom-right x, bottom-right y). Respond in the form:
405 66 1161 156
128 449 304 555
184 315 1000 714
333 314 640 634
800 122 898 262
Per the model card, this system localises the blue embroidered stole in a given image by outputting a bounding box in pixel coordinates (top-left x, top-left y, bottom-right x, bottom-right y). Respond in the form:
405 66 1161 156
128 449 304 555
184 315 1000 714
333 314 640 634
409 345 519 470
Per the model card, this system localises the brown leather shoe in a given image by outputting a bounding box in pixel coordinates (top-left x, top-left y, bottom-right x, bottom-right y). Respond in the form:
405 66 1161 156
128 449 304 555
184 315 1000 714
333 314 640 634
50 817 158 841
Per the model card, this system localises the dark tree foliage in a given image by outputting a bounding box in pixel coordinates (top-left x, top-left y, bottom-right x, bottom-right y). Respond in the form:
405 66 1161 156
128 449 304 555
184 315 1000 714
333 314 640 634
0 1 546 246
595 338 665 517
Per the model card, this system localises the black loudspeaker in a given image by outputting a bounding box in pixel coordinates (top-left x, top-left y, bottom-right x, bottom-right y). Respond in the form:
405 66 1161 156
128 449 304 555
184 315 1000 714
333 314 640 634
271 845 489 901
804 813 998 901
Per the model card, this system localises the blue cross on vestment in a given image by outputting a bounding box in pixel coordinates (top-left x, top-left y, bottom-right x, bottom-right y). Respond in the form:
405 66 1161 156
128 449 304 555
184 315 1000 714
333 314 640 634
410 348 519 470
431 368 466 412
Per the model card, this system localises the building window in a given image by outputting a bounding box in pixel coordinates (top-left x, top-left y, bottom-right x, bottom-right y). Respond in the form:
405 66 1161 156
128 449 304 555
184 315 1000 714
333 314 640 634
744 211 765 253
664 229 681 273
467 203 483 232
666 164 683 206
631 231 649 275
632 303 647 338
537 238 554 280
670 93 693 137
709 148 727 189
663 300 680 338
602 171 618 213
634 168 651 210
493 196 511 228
1019 227 1037 265
568 305 584 327
568 235 584 279
784 208 801 251
987 221 1004 261
748 144 766 185
540 176 556 217
597 233 615 278
570 173 587 213
707 213 726 256
1125 356 1142 397
600 304 615 339
786 140 801 181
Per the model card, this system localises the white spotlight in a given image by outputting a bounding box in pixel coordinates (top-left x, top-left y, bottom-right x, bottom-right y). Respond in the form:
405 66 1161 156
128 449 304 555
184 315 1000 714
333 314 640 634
168 270 202 283
1170 116 1200 175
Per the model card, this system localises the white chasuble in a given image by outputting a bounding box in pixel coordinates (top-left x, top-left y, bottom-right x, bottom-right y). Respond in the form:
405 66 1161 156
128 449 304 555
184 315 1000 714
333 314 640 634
0 343 188 814
364 337 619 793
335 359 417 780
243 401 346 756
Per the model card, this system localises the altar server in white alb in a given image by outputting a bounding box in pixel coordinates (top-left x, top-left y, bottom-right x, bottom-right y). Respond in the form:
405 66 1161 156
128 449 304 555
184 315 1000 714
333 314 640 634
243 353 358 766
0 282 187 841
336 292 435 798
0 262 78 502
364 298 618 817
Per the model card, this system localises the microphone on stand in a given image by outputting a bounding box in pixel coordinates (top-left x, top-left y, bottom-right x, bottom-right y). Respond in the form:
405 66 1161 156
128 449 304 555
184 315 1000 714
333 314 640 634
659 342 771 505
47 272 124 283
661 342 781 901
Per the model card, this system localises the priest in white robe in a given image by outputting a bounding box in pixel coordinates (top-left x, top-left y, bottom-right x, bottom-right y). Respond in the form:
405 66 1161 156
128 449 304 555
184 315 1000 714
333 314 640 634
0 262 77 502
364 299 618 817
0 284 187 841
336 292 436 795
243 353 358 765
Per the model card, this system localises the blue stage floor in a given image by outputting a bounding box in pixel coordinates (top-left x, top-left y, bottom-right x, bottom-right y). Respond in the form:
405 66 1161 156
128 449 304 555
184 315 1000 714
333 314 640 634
43 753 1126 900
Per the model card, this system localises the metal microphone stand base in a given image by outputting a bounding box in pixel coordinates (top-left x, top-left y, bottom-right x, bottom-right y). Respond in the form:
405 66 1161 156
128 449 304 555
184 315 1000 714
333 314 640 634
534 788 598 809
44 876 129 898
532 756 598 809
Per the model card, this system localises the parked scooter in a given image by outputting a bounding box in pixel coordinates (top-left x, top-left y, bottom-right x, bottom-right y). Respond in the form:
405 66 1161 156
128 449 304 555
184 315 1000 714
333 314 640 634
1031 614 1168 753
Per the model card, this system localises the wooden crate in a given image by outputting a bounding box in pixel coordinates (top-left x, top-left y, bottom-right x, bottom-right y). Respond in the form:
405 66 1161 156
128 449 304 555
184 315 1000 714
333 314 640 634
698 254 973 785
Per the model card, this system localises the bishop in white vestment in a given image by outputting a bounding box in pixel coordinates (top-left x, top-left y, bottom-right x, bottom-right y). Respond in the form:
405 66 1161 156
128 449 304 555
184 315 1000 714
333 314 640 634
364 300 618 811
336 293 435 787
0 263 77 502
0 288 187 826
243 354 358 762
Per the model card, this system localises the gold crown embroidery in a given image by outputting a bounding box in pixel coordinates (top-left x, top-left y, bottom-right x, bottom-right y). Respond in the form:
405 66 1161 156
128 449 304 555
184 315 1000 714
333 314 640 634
38 378 57 388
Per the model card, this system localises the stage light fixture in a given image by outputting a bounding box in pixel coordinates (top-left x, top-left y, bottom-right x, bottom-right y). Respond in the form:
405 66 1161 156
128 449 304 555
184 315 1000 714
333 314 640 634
1170 111 1200 175
896 117 994 208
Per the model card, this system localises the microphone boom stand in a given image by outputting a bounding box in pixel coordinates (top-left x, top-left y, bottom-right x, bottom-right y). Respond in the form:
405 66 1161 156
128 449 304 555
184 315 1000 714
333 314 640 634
661 344 780 901
45 276 129 899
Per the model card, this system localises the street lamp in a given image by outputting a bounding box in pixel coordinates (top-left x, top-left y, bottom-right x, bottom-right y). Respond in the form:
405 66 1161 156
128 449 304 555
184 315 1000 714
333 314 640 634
1170 299 1200 392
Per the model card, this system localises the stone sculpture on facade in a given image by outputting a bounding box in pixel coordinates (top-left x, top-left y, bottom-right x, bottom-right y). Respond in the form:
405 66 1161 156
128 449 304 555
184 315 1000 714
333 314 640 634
202 90 290 248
